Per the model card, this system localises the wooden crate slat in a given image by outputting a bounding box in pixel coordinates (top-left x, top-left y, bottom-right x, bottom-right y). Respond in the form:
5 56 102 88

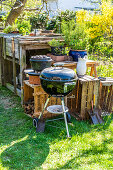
71 87 77 113
104 86 109 111
108 86 113 112
87 81 93 111
80 82 88 119
93 80 100 107
76 80 80 113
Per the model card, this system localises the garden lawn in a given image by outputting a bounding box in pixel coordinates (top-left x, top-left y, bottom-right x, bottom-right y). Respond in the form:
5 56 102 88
0 85 113 170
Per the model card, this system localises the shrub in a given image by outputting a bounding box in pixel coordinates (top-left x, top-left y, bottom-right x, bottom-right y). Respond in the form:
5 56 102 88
17 20 31 35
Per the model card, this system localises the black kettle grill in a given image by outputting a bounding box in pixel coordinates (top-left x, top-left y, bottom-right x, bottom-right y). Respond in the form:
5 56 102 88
34 67 77 138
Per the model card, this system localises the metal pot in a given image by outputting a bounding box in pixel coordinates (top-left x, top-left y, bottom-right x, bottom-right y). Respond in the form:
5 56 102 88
40 67 77 97
30 55 53 71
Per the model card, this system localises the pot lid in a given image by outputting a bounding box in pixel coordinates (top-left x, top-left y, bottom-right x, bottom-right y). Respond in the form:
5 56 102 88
30 55 52 61
24 69 34 73
40 67 77 81
28 72 40 76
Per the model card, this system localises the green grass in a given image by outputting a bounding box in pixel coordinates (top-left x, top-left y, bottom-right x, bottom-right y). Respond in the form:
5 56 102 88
0 86 113 170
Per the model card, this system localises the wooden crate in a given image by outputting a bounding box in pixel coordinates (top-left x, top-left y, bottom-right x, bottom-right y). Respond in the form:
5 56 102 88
67 75 100 120
99 78 113 113
23 81 61 119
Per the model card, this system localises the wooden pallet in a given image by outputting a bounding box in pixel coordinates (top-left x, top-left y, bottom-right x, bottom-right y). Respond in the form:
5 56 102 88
23 81 61 119
23 76 100 120
67 75 100 120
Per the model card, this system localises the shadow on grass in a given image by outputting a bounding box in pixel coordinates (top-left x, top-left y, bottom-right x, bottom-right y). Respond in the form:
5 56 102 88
0 106 50 169
57 136 113 169
1 135 49 169
0 86 50 169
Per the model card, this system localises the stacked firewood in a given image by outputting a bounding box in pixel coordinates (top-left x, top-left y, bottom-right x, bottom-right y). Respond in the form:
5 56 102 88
24 99 34 116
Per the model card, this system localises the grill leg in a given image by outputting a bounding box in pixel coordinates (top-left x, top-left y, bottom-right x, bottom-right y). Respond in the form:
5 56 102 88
38 95 51 119
61 97 71 138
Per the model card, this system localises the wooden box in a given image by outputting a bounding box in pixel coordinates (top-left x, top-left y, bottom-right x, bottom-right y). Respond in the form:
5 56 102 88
67 75 100 120
99 78 113 113
23 81 61 119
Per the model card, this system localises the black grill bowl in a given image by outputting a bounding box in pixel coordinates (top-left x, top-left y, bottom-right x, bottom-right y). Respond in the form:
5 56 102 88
40 67 77 97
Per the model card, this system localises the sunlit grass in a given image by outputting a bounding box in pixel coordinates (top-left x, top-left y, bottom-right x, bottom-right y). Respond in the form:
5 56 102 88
0 86 113 170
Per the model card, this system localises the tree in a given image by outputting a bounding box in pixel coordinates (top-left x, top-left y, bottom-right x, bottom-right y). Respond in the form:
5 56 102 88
6 0 27 26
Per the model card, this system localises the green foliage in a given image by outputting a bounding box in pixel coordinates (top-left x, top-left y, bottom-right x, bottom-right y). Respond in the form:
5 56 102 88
92 40 113 57
73 39 88 50
57 10 76 22
61 19 76 46
61 20 88 50
48 39 64 47
97 62 113 78
46 10 76 32
3 20 31 35
88 55 113 78
17 20 31 35
48 39 65 55
29 11 49 30
3 25 12 33
46 17 56 30
3 24 18 33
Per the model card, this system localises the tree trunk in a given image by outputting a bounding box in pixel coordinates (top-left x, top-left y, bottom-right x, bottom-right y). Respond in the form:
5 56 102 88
6 0 27 26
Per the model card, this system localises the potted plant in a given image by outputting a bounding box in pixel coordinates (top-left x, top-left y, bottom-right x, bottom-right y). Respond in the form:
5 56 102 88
17 20 31 35
48 39 65 56
69 38 88 62
4 24 19 34
62 21 88 61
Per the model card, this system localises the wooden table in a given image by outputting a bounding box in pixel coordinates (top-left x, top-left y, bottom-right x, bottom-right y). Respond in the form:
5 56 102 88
53 60 99 78
0 33 63 103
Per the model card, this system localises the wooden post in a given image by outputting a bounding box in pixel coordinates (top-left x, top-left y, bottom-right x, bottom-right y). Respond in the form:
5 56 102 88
0 37 5 85
12 37 17 94
0 38 2 84
20 46 26 104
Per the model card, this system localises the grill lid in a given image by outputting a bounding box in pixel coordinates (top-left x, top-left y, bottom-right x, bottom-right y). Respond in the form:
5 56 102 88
40 67 77 81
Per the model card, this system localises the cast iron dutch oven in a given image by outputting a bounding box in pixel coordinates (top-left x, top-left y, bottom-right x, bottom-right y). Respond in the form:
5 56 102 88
30 55 53 71
40 67 77 97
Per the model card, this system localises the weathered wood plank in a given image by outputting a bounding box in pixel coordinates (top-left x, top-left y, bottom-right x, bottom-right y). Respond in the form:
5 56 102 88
20 46 26 104
80 82 88 120
12 38 17 94
5 38 20 59
93 80 100 107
